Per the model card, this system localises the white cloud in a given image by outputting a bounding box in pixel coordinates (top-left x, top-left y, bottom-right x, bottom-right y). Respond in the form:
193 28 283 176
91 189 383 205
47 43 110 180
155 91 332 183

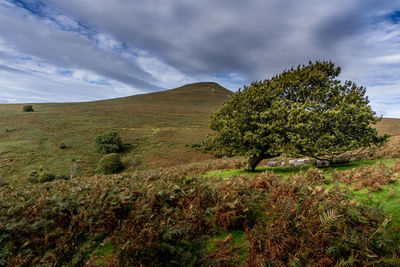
0 0 399 117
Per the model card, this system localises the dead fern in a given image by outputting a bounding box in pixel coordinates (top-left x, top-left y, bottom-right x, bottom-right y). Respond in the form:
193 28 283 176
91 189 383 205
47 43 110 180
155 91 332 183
320 209 342 228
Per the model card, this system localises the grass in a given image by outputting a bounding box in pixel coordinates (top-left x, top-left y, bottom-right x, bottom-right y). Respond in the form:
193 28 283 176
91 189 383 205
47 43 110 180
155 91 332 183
207 230 248 264
205 158 399 178
350 182 400 225
0 82 232 183
203 165 310 178
90 241 115 265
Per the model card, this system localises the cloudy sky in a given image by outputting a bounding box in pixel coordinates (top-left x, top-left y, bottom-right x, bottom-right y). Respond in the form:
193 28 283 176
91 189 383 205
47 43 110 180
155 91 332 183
0 0 400 117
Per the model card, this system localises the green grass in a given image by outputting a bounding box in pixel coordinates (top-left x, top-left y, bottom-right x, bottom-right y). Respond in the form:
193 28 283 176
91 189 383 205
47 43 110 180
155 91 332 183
204 165 311 178
350 182 400 225
207 230 248 264
91 241 115 265
205 158 399 178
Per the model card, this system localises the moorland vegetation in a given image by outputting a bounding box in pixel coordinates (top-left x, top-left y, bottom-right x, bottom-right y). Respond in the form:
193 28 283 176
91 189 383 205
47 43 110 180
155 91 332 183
0 64 400 266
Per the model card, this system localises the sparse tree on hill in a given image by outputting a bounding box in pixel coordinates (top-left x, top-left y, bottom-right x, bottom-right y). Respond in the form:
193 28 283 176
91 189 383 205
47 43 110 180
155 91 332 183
205 61 389 171
95 131 123 154
23 105 34 112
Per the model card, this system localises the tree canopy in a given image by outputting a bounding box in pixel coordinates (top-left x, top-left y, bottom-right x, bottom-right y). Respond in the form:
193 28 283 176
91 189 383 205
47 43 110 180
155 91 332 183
205 61 389 171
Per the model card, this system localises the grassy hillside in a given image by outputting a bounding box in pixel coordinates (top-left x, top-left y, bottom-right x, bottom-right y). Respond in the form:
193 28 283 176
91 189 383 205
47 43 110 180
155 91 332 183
375 118 400 159
0 82 232 182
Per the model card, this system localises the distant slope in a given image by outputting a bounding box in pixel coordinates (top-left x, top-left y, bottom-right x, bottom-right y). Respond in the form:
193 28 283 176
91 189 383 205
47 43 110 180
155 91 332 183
375 118 400 158
0 82 232 182
376 118 400 137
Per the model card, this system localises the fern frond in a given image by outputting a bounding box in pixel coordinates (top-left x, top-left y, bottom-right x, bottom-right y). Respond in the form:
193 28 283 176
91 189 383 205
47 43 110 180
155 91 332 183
320 209 341 228
335 254 358 266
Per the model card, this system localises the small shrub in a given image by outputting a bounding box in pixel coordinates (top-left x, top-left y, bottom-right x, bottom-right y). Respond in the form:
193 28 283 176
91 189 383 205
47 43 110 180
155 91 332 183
59 142 67 149
97 153 123 174
38 172 56 183
22 105 34 112
56 174 69 180
95 131 122 154
28 171 39 184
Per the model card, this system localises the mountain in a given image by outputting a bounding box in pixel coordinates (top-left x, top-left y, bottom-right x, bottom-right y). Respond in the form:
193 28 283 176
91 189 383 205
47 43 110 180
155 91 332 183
0 82 233 182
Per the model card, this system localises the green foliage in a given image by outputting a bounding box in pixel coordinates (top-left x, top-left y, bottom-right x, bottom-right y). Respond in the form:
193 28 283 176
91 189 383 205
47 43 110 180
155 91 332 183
22 105 34 112
206 61 389 170
95 131 123 154
28 171 61 183
56 174 69 180
28 171 39 184
96 153 123 174
38 172 56 183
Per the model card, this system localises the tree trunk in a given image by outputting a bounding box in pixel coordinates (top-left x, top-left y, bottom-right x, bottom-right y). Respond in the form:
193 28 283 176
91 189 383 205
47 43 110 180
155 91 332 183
245 155 264 172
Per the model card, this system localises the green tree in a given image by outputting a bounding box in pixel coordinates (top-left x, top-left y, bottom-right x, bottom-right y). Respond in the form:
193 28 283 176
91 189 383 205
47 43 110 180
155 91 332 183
22 105 34 112
206 61 389 171
97 153 123 174
95 131 123 154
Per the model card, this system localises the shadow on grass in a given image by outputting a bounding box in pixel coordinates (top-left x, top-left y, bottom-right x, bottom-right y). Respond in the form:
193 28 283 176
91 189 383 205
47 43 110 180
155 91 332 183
204 165 311 178
121 143 135 153
204 158 399 179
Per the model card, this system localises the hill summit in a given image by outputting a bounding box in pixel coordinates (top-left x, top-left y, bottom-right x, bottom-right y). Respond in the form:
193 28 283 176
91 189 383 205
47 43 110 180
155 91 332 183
112 82 232 104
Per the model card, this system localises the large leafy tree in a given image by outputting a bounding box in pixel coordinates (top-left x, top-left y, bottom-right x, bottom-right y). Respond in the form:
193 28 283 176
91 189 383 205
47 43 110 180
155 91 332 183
206 61 389 171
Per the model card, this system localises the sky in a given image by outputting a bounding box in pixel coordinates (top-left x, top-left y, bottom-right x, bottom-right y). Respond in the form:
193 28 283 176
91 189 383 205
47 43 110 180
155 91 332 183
0 0 400 117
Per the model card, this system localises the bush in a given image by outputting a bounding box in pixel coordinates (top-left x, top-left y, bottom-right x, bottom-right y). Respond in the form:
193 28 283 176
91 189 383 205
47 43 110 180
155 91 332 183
38 172 56 183
22 105 34 112
59 142 67 149
28 171 39 184
97 153 123 174
56 174 69 180
95 131 122 154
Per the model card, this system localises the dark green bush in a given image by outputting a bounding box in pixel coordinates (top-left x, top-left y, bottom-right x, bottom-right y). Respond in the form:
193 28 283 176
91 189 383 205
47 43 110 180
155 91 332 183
59 142 67 149
57 174 69 180
97 153 123 174
38 172 56 183
95 131 122 154
22 105 34 112
28 171 39 184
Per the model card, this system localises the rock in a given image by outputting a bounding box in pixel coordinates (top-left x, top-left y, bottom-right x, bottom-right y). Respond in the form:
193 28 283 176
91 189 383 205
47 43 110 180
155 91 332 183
289 159 307 167
316 159 330 167
267 161 279 167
